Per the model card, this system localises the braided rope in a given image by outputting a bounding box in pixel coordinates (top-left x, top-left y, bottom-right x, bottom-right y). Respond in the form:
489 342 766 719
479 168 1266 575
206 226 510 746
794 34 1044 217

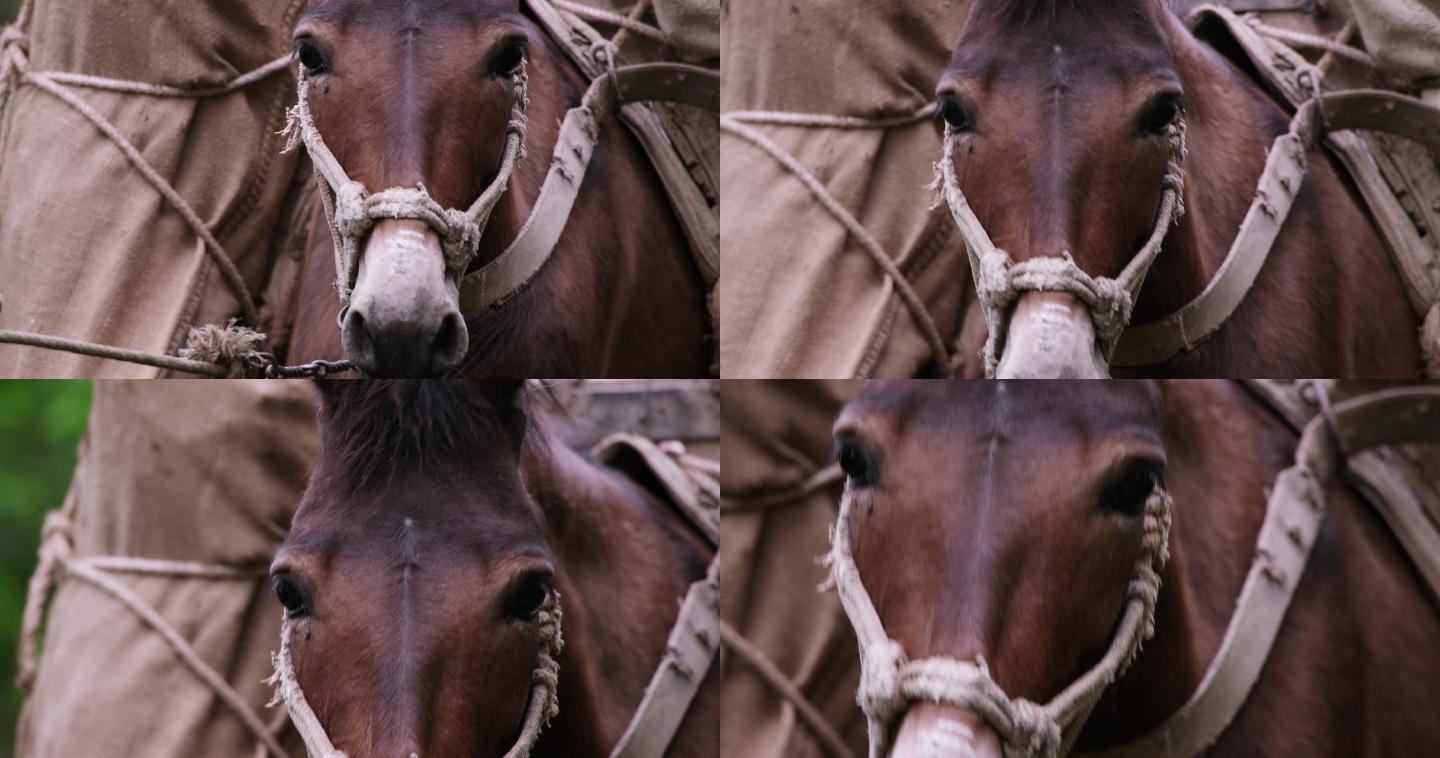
932 117 1187 376
0 321 355 378
0 10 287 325
553 0 667 43
266 593 565 758
281 60 530 308
825 482 1172 758
0 3 344 376
720 113 953 373
16 508 288 758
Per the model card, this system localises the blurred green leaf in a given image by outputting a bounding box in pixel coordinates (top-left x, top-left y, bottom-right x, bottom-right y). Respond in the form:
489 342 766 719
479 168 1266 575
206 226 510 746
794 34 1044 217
0 381 90 758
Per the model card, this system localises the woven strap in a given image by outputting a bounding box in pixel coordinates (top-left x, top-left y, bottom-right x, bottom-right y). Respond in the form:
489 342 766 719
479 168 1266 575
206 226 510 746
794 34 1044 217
456 61 719 317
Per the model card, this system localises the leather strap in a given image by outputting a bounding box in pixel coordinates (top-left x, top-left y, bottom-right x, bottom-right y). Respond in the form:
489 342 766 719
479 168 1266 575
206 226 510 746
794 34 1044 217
592 432 720 543
593 433 720 757
1118 5 1440 369
1112 88 1440 366
1111 105 1314 366
1083 385 1440 757
610 558 719 758
457 62 719 317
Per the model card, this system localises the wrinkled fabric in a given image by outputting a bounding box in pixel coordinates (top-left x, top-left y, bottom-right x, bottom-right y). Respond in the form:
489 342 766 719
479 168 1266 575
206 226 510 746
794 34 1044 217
720 380 868 758
16 381 319 757
0 0 307 377
720 2 974 378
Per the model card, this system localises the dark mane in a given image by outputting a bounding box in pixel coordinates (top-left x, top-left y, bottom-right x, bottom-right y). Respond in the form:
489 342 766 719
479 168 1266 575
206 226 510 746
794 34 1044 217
314 380 551 488
968 0 1171 27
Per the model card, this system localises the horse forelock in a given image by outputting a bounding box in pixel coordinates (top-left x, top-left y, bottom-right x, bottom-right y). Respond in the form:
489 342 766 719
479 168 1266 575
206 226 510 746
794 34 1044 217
315 380 536 489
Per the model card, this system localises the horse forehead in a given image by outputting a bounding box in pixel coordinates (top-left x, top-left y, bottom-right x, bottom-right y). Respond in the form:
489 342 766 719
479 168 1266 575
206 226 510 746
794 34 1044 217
301 0 518 26
951 3 1175 85
851 381 1160 446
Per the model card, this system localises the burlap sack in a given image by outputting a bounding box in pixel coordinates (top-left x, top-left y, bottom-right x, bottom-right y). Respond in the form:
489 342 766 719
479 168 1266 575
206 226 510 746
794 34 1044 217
0 0 306 378
16 381 318 757
720 380 868 758
652 0 719 64
1351 0 1440 87
719 3 975 379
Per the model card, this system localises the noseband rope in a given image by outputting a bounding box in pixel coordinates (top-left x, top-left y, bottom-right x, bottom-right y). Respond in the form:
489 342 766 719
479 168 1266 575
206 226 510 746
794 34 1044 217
280 62 531 311
825 483 1173 758
931 119 1187 377
268 593 564 758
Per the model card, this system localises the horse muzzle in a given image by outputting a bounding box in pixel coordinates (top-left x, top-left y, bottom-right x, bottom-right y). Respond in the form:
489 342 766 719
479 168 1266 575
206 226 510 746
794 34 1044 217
993 292 1110 379
891 704 1003 758
341 219 469 377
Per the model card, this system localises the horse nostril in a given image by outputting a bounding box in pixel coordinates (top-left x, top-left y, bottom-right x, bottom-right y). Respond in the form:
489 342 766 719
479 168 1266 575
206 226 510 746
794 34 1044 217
429 310 469 376
341 307 379 374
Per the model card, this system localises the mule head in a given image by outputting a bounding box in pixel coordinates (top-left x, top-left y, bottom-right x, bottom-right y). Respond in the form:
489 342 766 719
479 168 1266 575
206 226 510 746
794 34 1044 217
937 0 1186 378
272 380 555 756
294 0 534 376
834 380 1166 756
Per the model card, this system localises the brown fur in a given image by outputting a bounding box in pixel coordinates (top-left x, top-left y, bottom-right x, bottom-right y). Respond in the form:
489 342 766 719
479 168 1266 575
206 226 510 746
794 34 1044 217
837 380 1440 753
940 0 1421 378
274 381 717 756
283 0 710 377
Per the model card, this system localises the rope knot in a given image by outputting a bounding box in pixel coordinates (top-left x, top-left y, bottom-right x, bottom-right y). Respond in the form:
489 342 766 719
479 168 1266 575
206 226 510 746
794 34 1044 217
179 321 270 378
857 638 907 722
1006 699 1062 758
332 181 370 239
0 23 29 76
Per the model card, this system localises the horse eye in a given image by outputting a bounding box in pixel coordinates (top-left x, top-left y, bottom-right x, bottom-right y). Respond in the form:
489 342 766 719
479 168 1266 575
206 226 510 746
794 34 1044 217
1141 95 1181 136
296 40 329 75
491 44 526 77
1102 464 1161 516
937 96 974 134
273 575 310 617
836 441 875 486
504 573 552 621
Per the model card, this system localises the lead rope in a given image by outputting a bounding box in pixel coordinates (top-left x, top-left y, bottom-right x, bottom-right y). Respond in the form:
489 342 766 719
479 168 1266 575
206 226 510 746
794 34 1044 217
266 596 564 758
0 1 356 377
930 116 1188 376
15 505 290 758
824 482 1172 758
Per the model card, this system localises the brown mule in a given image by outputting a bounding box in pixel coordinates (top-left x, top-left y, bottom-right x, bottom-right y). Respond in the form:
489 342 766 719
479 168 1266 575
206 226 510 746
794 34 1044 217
281 0 710 378
937 0 1419 378
270 381 717 756
833 380 1440 756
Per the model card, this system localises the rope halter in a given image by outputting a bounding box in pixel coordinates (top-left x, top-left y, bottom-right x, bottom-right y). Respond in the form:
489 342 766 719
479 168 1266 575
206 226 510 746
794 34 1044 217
280 61 531 310
268 590 564 758
825 481 1173 758
932 117 1187 377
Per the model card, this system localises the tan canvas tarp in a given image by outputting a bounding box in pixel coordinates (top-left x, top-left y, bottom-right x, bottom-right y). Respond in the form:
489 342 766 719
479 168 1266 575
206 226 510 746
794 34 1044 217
0 0 306 377
1351 0 1440 87
16 381 318 757
719 3 975 379
720 380 866 758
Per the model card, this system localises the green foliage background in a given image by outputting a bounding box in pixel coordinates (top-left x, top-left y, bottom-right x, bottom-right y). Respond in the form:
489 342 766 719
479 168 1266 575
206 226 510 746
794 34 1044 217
0 382 90 758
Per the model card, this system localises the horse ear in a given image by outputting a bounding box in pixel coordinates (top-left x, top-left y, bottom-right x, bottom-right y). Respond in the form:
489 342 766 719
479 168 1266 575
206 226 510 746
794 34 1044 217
485 379 531 444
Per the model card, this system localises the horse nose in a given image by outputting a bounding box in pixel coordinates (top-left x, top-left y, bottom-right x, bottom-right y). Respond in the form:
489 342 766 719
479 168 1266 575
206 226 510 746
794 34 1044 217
341 220 469 377
994 291 1110 379
890 703 1003 758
